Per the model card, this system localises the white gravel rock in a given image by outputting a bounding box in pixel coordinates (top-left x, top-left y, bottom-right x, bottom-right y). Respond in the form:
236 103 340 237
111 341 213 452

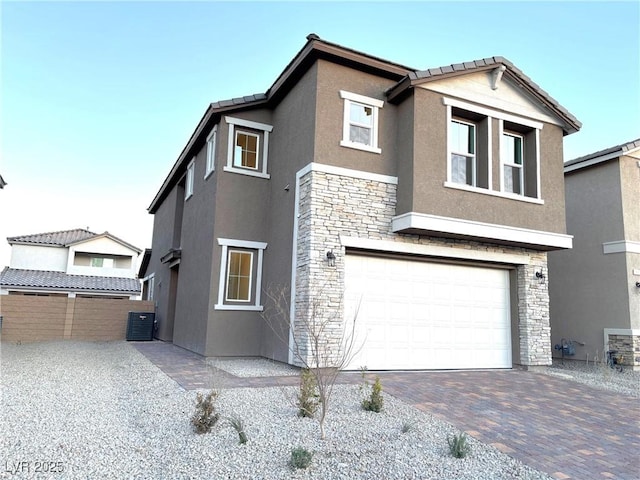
1 341 552 479
210 357 299 377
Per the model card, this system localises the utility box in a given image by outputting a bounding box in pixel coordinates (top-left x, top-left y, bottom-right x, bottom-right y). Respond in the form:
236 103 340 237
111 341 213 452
126 312 155 341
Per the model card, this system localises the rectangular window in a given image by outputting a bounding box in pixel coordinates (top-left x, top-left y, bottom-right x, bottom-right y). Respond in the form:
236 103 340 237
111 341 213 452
205 125 217 177
215 238 267 311
224 116 273 179
450 119 476 186
91 257 114 268
233 131 259 170
502 132 524 195
340 90 383 154
225 250 253 302
185 158 195 199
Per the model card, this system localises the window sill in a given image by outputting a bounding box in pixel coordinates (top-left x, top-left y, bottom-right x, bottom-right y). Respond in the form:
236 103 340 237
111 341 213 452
340 140 381 154
185 192 193 201
223 166 270 179
204 169 214 180
443 182 544 205
214 304 264 311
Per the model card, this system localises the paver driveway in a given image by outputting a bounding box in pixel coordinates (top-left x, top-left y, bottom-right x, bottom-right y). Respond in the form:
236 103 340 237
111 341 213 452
135 342 640 480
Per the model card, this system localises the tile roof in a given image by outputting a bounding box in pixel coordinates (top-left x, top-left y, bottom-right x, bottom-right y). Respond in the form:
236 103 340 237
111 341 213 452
8 228 97 246
565 138 640 167
0 268 141 294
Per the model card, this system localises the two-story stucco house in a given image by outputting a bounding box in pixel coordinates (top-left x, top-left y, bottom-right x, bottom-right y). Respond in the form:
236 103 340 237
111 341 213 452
549 140 640 368
0 229 141 299
142 34 580 370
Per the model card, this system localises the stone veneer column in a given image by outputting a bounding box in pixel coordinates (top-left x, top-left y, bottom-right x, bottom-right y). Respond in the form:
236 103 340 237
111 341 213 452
517 253 552 366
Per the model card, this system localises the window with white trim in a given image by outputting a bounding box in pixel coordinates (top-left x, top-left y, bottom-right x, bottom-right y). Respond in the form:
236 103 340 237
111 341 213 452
215 238 267 311
443 97 542 202
185 158 195 199
205 125 217 177
500 119 540 199
339 90 383 154
502 132 524 195
234 131 259 170
224 116 273 179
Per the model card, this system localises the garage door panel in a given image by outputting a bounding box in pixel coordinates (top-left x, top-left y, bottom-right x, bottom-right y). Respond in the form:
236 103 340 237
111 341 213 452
345 255 511 370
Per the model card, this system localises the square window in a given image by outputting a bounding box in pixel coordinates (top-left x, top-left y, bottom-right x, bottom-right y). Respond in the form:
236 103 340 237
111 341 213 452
216 238 267 311
233 131 259 170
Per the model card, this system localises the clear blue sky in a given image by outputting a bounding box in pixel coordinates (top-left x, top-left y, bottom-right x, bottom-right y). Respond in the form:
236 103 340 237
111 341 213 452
1 1 638 267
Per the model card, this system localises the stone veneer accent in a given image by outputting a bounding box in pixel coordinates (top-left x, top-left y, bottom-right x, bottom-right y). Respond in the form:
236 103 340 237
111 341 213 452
608 334 640 368
293 168 552 368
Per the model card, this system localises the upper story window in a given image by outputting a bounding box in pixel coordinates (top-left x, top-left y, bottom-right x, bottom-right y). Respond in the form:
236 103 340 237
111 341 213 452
215 238 268 311
224 116 273 179
502 132 524 194
443 97 542 204
205 125 217 178
185 158 195 199
234 131 259 170
450 119 476 186
339 90 383 154
91 257 114 268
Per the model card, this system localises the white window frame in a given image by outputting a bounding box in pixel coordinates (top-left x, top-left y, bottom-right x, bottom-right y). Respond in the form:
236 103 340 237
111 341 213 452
205 125 217 178
215 238 267 311
233 130 260 171
443 97 544 204
185 158 195 199
224 116 273 179
501 130 525 195
225 249 254 302
339 90 383 154
449 118 477 187
142 273 155 301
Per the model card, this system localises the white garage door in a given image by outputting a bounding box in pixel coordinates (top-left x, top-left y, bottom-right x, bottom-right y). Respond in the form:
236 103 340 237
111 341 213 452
344 254 512 370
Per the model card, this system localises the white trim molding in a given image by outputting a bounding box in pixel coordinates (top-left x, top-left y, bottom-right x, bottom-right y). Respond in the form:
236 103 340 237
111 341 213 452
603 241 640 254
224 116 273 179
215 238 267 311
297 162 398 185
339 90 383 154
392 212 573 249
443 181 544 204
443 97 544 130
340 235 531 265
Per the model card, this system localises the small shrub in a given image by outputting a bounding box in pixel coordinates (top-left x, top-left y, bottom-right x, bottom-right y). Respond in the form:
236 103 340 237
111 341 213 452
362 376 384 413
298 368 319 418
401 421 413 433
228 417 248 444
448 432 471 458
191 390 220 434
289 447 313 469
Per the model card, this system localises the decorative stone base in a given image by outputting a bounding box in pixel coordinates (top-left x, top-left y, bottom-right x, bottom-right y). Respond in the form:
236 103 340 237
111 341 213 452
607 333 640 369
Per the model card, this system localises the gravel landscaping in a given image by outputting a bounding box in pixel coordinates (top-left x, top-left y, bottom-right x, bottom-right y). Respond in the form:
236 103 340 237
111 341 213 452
2 342 639 479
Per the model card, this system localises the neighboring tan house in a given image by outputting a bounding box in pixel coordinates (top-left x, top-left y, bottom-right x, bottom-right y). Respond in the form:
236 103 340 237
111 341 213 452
549 139 640 368
0 229 142 299
144 34 580 370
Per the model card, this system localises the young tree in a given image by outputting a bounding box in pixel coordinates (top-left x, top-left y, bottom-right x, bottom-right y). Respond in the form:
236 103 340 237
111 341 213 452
261 279 361 440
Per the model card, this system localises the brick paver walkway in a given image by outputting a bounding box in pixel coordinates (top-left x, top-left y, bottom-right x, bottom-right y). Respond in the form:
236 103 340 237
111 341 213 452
133 341 640 480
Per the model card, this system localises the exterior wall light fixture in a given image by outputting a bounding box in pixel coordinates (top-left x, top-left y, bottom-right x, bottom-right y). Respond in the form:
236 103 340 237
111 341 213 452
635 281 640 288
326 250 336 267
535 270 545 282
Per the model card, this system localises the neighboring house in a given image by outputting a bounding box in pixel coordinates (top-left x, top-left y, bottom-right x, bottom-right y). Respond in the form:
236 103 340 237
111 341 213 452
549 139 640 368
0 229 142 299
144 34 580 370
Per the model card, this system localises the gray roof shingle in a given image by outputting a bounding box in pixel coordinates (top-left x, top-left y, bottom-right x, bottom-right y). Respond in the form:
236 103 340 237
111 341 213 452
565 138 640 166
0 268 141 294
7 229 97 246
